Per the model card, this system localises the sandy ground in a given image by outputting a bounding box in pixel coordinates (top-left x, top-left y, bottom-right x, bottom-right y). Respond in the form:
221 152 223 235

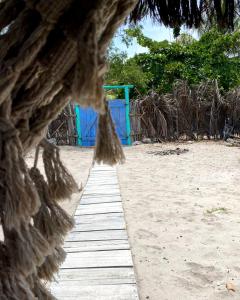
117 141 240 300
26 142 240 299
26 146 93 215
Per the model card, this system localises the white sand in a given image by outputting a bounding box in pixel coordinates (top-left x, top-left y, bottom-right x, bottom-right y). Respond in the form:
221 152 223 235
26 142 240 299
117 142 240 300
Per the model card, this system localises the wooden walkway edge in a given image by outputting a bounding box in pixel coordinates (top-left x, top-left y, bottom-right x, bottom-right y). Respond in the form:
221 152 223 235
51 164 139 300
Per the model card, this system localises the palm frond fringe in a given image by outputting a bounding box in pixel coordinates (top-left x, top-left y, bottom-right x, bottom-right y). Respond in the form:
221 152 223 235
130 0 239 29
131 80 240 141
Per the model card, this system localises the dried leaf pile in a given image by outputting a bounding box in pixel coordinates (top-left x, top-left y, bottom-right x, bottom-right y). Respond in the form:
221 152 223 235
147 148 189 156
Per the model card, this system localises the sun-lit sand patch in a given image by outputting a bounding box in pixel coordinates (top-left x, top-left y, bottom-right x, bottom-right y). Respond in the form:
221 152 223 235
117 141 240 300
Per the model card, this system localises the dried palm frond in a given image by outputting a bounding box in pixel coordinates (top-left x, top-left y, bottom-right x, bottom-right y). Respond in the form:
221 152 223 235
131 80 238 141
130 0 238 29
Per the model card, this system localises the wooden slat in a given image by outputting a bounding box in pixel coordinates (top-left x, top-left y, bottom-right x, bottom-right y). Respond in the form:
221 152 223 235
81 194 121 200
80 197 121 205
84 188 120 194
64 240 130 252
84 184 119 188
90 174 116 178
74 212 124 222
84 189 119 193
73 213 125 231
85 185 119 190
51 284 139 300
74 212 124 223
83 195 121 199
72 221 125 231
53 267 136 284
66 229 128 242
61 250 133 269
84 184 120 189
87 179 118 182
75 202 123 215
77 202 123 209
74 214 124 222
83 192 120 197
86 180 118 184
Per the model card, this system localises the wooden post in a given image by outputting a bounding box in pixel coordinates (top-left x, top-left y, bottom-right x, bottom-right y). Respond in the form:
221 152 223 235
124 87 132 146
75 105 82 146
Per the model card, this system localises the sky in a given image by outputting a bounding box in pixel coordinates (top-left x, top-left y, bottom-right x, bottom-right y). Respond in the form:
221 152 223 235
114 17 199 57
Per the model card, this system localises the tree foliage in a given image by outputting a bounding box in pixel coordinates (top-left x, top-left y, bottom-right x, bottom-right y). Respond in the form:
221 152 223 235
105 27 240 94
105 45 150 96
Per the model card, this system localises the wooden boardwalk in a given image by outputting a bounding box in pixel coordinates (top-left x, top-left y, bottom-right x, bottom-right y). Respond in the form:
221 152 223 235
51 164 139 300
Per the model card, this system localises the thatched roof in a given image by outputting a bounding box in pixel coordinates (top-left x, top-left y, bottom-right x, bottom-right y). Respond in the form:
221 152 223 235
131 0 239 29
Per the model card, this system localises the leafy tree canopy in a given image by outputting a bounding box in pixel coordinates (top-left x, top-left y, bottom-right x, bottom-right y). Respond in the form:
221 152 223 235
105 27 240 95
105 43 151 97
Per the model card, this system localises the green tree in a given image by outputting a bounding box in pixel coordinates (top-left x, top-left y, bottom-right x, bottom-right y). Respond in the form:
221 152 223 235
105 45 150 96
117 27 240 93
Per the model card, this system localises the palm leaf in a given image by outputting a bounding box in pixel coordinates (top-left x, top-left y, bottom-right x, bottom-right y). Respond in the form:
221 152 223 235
130 0 238 29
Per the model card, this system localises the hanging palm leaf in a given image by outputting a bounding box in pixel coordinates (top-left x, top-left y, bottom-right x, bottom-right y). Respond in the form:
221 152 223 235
130 0 238 29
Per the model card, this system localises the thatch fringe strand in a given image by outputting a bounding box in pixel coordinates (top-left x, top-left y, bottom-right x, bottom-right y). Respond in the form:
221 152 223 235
94 100 125 165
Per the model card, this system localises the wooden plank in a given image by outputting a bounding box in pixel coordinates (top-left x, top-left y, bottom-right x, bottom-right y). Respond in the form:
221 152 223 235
84 187 119 192
75 210 123 216
64 240 130 252
75 211 123 216
91 170 115 172
77 202 123 210
84 183 119 188
51 284 139 300
87 179 117 183
80 197 121 205
86 179 118 183
91 169 115 171
92 168 115 170
84 186 119 192
89 175 116 178
86 178 118 182
61 250 133 269
73 213 125 231
81 194 121 199
74 213 124 224
84 184 119 188
88 178 117 182
84 192 121 198
83 191 120 196
65 229 128 242
90 173 116 177
53 267 136 284
73 219 125 231
74 212 123 222
72 221 125 231
85 185 118 188
87 178 117 180
75 203 123 215
83 183 118 188
85 185 119 189
84 191 120 196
